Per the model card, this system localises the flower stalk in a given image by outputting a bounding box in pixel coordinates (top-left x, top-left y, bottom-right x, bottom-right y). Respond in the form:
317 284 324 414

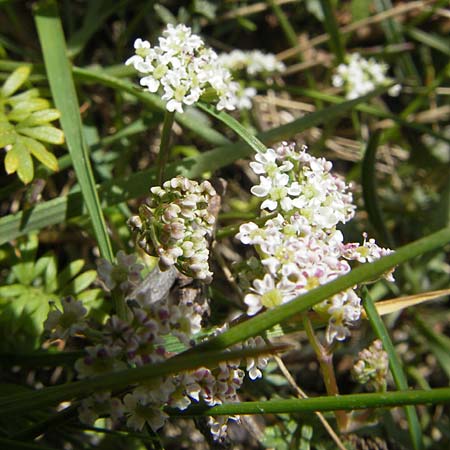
156 110 175 185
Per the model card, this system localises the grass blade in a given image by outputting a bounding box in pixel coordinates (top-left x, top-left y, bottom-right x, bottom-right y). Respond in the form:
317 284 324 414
362 130 395 248
34 0 113 262
319 0 345 63
198 103 267 153
362 288 424 450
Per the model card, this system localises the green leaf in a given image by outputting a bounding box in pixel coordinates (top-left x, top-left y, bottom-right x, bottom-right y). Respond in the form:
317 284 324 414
60 270 97 295
1 66 30 98
351 0 371 21
11 235 38 285
0 120 16 147
14 140 34 184
0 284 29 298
76 288 103 303
19 108 61 127
34 1 113 263
7 88 40 107
363 289 424 450
44 254 58 293
362 130 394 248
4 141 20 174
198 103 267 153
319 0 345 63
20 136 59 171
18 126 64 145
8 98 50 121
57 259 85 291
33 251 54 279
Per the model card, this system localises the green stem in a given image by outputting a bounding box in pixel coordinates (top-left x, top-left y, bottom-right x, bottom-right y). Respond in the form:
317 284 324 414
156 110 175 185
168 387 450 416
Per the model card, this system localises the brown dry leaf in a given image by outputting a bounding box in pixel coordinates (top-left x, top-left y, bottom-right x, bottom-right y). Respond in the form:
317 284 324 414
361 289 450 318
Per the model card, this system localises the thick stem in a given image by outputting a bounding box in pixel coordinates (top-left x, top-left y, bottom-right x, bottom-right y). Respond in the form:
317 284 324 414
303 315 349 432
156 110 175 185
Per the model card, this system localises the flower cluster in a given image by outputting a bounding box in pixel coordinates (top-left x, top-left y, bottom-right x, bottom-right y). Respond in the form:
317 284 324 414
128 176 217 282
236 142 394 343
217 49 285 77
44 296 87 339
97 250 144 295
352 339 389 391
332 53 401 99
44 251 268 440
126 24 255 112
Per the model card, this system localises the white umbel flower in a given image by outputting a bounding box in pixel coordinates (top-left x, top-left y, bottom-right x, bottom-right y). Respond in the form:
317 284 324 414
332 53 401 99
126 24 254 112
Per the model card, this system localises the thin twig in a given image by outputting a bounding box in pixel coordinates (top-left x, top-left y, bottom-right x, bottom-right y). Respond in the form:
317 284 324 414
274 354 348 450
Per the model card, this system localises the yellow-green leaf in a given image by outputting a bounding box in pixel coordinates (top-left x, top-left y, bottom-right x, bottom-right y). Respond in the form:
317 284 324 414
0 121 16 148
18 126 64 145
4 144 20 174
20 136 59 172
15 140 34 184
1 66 31 98
7 88 40 107
19 109 61 127
8 99 50 121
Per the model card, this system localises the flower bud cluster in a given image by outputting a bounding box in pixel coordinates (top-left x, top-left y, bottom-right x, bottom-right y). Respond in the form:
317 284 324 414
126 24 255 112
129 176 217 282
217 49 285 77
332 53 401 100
352 339 389 391
237 142 394 343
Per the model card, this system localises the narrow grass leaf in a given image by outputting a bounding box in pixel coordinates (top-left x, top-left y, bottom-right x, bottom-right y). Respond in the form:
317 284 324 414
362 130 395 248
415 315 450 379
406 27 450 57
0 345 285 415
319 0 345 63
34 1 113 262
362 288 424 450
198 103 267 153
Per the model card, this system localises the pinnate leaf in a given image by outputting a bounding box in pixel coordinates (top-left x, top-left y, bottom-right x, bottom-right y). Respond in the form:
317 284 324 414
21 136 59 171
19 125 64 144
1 66 31 98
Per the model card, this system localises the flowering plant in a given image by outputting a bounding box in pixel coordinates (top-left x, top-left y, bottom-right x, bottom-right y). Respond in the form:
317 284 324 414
332 53 401 99
126 24 254 113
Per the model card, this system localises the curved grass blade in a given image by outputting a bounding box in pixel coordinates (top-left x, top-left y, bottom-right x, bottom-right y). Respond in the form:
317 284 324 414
198 103 267 153
362 288 424 450
319 0 345 63
0 345 285 415
362 130 395 248
34 1 113 262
